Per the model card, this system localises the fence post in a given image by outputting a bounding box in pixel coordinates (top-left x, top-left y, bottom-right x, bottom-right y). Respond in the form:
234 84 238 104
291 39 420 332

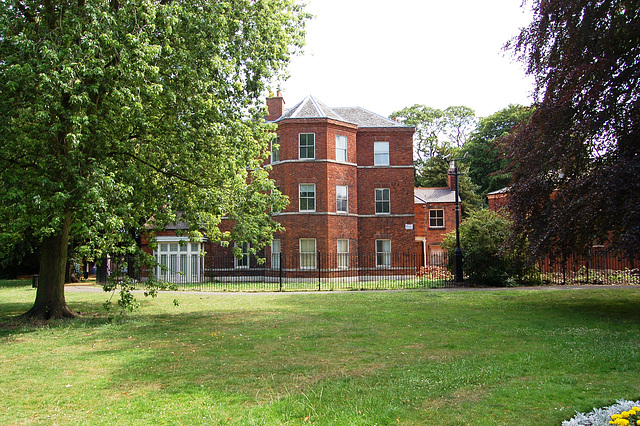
279 252 283 292
317 251 321 291
587 248 591 284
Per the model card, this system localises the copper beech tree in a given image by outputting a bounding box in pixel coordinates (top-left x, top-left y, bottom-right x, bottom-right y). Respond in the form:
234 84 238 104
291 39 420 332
505 0 639 260
0 0 307 319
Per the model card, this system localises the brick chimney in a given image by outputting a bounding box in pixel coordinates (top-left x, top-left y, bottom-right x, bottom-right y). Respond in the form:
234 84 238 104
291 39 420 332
266 91 285 122
448 161 456 192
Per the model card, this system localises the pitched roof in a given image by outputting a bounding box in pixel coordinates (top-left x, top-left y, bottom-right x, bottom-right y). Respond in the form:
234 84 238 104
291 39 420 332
486 187 510 196
333 107 407 128
279 95 345 121
276 95 409 129
414 187 459 203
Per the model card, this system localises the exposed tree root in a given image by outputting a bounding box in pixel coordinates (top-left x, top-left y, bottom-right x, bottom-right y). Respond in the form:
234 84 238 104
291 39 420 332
21 304 77 320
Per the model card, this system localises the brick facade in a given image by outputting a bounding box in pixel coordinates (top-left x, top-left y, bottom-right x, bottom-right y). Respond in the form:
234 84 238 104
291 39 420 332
267 95 416 267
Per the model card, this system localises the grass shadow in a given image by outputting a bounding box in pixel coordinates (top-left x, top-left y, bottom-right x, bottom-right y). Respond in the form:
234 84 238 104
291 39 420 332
0 279 33 288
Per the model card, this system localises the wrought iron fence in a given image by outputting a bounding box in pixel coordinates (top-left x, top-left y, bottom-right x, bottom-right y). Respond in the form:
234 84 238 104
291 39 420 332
533 250 638 285
103 248 638 291
170 251 457 292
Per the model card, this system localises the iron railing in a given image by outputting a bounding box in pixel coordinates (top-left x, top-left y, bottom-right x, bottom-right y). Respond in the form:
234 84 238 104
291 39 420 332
103 249 638 291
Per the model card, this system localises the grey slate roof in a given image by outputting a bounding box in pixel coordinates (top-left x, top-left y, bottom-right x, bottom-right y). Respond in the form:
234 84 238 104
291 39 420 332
414 187 459 203
333 107 407 128
486 187 510 195
279 96 345 122
277 95 409 129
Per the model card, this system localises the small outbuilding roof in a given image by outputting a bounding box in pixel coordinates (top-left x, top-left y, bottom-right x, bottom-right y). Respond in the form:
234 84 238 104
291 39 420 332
486 187 510 196
414 187 459 204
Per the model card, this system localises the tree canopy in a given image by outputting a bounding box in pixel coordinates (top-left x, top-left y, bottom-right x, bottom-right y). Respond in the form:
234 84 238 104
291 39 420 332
505 0 639 259
391 105 482 215
391 104 477 161
0 0 307 318
464 104 532 195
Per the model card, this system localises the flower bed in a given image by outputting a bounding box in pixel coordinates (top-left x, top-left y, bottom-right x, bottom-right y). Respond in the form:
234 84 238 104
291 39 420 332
563 400 640 426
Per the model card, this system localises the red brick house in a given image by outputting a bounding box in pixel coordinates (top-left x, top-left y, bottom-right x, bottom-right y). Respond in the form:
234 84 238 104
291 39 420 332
413 164 460 268
143 94 417 281
265 94 416 270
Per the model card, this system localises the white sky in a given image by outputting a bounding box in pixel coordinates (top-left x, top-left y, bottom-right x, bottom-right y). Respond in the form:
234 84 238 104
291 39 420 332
278 0 536 119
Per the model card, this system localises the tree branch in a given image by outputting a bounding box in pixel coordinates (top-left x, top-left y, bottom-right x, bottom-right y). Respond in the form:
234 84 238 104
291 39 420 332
109 151 204 187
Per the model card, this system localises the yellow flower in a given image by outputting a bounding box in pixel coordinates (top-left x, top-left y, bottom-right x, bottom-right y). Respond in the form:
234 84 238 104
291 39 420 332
613 414 623 420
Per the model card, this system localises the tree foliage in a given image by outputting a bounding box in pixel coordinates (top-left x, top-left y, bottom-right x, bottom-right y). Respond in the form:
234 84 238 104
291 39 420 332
413 145 482 216
0 0 307 318
391 104 481 214
505 0 640 259
464 104 533 195
391 104 477 160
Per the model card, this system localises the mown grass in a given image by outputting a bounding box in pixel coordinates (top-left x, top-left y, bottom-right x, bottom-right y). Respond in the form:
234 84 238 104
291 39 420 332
0 279 638 425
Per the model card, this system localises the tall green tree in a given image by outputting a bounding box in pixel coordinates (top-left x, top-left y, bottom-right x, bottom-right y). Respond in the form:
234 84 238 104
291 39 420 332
390 105 444 161
464 104 532 195
505 0 639 259
441 106 477 148
0 0 307 318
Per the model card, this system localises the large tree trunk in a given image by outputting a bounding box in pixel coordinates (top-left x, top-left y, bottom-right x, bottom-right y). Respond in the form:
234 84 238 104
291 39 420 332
23 211 76 319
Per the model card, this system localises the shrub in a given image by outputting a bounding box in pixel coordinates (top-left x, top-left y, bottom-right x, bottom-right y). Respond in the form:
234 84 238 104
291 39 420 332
442 209 534 286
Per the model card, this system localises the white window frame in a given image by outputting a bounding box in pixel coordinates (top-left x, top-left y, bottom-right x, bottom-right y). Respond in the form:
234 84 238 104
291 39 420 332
336 185 348 213
299 133 315 159
375 188 390 215
376 239 391 268
337 239 349 269
235 242 250 269
271 136 280 163
374 141 389 166
336 135 348 162
300 238 317 270
299 183 316 212
155 238 201 283
429 209 445 228
271 239 281 270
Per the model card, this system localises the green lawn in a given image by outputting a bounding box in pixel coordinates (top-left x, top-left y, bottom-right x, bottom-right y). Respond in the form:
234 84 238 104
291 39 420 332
1 280 638 425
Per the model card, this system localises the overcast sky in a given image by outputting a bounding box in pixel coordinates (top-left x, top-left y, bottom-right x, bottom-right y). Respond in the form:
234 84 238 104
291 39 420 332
277 0 537 119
